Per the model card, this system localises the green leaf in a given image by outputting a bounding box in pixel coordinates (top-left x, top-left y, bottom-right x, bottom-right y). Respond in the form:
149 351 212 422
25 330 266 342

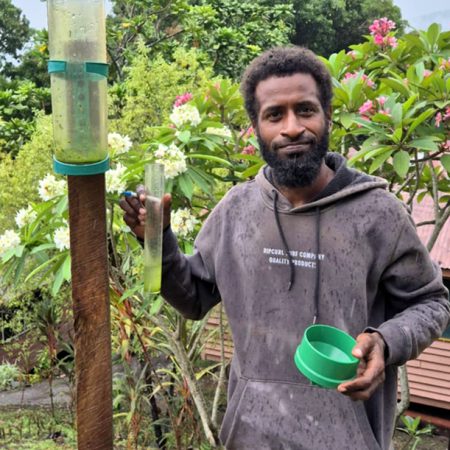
149 296 164 315
409 137 439 151
24 253 61 283
177 173 194 200
405 109 436 139
188 153 233 168
240 161 264 179
177 130 191 144
30 243 57 254
415 62 425 81
381 78 410 97
119 285 142 302
369 150 393 174
441 155 450 174
391 104 403 126
62 255 71 281
427 23 440 47
391 127 403 144
393 151 410 177
187 167 213 194
339 112 356 129
52 264 65 296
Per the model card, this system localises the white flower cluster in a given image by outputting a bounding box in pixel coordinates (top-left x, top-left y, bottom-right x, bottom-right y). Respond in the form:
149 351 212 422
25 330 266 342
170 104 201 128
15 205 37 229
106 163 127 194
171 208 199 238
108 132 132 156
53 223 70 251
154 143 187 179
206 126 232 139
0 229 21 257
38 174 66 201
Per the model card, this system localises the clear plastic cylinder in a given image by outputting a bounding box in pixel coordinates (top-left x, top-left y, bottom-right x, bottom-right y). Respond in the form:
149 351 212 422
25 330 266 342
144 164 165 294
47 0 108 164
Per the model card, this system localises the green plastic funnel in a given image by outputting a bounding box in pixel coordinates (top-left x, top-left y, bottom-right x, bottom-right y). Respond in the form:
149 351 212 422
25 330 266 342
294 324 359 388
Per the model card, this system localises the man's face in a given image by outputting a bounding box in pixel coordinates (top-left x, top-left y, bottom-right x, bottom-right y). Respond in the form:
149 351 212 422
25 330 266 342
254 73 330 188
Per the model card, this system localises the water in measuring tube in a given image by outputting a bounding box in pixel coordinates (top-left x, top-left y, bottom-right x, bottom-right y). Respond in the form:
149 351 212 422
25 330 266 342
144 196 163 294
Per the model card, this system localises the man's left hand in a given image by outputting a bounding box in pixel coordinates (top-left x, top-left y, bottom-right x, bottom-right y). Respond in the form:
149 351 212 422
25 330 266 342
337 332 386 401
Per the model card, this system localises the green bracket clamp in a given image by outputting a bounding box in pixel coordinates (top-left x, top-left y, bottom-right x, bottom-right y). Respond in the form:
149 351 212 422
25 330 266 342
48 60 67 73
48 60 109 77
53 156 110 176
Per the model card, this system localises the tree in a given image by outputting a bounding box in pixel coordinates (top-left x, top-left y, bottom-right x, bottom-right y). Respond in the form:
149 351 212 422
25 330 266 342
3 30 50 89
290 0 405 56
106 0 294 81
0 0 32 69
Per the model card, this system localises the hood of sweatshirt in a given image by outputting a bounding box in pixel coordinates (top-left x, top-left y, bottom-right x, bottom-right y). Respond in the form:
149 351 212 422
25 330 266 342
256 152 388 213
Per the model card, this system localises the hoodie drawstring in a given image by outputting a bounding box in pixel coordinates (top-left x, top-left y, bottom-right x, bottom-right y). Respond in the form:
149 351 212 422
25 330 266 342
272 191 322 324
273 191 295 291
313 207 321 324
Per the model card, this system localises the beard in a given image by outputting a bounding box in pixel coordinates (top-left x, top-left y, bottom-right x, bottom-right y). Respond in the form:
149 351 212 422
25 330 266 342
258 129 329 188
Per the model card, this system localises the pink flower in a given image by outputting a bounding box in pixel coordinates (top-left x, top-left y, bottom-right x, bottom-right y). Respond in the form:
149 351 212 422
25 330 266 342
359 100 374 116
386 36 398 48
347 51 357 60
374 34 384 45
369 18 396 36
442 140 450 151
423 69 432 78
439 58 450 71
379 109 391 117
377 96 387 107
444 107 450 121
244 126 255 138
242 145 256 155
173 92 193 108
343 72 375 88
435 112 443 127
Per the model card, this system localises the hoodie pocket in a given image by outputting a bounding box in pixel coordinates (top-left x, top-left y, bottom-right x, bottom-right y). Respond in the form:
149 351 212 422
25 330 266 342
221 379 382 450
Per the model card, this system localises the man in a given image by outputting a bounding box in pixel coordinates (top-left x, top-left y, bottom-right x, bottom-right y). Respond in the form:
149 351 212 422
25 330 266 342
120 47 450 450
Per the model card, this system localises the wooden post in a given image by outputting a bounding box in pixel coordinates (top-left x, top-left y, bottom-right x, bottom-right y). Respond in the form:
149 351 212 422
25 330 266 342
68 174 113 449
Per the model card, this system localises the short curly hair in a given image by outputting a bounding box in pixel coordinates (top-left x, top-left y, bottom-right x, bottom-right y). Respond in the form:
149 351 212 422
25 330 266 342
241 46 333 124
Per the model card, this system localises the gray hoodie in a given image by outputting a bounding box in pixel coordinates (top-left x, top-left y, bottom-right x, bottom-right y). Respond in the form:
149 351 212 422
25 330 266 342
161 153 450 450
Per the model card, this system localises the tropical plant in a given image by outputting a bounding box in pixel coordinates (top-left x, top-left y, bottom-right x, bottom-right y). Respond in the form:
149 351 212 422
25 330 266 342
0 362 20 390
396 415 434 450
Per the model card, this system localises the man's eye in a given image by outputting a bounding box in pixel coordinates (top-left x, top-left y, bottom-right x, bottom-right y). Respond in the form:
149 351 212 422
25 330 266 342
298 106 315 115
267 111 282 120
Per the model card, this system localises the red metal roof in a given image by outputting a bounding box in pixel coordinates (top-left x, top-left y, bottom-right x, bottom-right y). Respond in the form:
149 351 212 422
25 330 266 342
410 196 450 270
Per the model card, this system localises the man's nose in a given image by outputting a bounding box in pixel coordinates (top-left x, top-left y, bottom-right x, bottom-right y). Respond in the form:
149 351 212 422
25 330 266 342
280 111 305 138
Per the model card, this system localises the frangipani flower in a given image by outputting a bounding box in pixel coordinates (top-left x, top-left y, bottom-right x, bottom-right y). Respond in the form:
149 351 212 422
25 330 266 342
0 230 21 257
170 104 201 128
154 143 187 179
106 163 127 194
38 174 66 201
15 205 37 229
171 208 199 238
53 224 70 251
108 132 132 156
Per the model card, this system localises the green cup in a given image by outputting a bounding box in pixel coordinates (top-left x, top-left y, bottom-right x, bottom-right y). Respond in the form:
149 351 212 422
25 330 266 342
294 324 359 388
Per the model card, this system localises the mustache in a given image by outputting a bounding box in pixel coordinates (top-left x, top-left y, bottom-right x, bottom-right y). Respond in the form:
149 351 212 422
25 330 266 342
273 138 316 151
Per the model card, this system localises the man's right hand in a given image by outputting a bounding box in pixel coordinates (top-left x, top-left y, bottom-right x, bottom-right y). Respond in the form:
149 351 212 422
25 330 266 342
119 185 172 241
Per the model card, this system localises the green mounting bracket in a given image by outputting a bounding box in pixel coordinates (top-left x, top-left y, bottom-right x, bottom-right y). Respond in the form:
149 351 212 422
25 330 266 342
48 60 109 77
53 156 110 176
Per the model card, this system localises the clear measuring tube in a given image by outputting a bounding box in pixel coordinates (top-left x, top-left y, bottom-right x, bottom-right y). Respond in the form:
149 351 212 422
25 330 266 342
144 163 165 294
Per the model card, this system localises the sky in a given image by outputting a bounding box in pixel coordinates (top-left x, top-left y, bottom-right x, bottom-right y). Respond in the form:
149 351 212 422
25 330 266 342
10 0 450 33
